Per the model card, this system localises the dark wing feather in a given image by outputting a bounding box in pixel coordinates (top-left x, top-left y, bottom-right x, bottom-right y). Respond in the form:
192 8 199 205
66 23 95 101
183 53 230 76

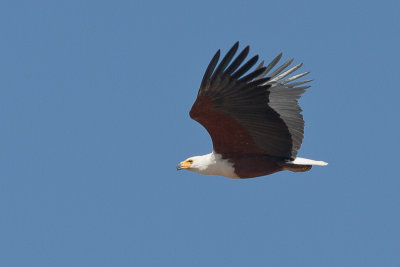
190 42 310 159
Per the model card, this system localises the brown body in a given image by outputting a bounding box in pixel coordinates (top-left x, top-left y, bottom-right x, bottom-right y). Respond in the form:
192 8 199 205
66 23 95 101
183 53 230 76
229 154 283 178
228 154 311 178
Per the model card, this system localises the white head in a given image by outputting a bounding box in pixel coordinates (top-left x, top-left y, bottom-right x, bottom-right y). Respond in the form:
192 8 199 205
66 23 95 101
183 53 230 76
176 155 210 174
177 152 238 178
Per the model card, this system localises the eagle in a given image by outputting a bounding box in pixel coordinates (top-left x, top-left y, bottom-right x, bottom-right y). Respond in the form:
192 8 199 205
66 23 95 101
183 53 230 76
177 42 327 179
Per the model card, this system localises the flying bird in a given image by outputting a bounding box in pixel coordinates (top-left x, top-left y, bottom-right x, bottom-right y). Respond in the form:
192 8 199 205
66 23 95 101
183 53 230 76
177 42 327 179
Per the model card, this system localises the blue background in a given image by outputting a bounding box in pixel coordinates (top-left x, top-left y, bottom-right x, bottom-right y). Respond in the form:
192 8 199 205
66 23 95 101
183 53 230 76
1 0 399 266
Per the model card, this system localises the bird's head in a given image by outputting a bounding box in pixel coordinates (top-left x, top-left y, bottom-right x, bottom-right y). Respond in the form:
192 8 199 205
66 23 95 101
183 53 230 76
177 156 208 172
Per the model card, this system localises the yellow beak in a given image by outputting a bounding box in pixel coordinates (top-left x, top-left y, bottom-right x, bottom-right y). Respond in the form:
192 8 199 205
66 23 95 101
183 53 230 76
176 161 191 170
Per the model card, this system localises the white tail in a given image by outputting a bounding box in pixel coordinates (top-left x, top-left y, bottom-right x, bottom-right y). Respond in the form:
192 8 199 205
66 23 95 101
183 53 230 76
291 157 328 166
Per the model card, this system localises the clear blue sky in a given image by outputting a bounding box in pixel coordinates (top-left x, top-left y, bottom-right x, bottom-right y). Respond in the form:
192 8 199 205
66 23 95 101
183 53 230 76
1 0 399 266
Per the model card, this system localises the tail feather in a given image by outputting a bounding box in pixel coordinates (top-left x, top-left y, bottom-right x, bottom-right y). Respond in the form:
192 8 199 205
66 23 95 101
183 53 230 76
291 157 328 166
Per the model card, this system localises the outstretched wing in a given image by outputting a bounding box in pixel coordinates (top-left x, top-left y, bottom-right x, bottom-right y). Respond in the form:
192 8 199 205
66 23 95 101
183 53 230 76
189 42 310 159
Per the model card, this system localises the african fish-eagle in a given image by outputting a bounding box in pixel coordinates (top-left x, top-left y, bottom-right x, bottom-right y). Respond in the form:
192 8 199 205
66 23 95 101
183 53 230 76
177 42 327 179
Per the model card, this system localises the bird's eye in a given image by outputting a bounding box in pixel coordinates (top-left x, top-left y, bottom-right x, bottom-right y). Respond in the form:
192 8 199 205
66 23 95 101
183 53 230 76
188 159 193 163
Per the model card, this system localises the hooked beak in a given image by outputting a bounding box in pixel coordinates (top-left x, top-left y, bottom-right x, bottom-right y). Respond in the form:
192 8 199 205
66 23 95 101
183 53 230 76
176 162 183 170
177 161 191 170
